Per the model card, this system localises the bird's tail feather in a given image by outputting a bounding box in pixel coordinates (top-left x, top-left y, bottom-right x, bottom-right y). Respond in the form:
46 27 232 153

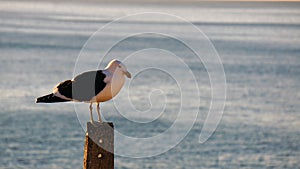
36 93 69 103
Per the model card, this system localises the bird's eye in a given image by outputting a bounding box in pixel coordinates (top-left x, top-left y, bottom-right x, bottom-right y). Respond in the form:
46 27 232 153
118 65 121 68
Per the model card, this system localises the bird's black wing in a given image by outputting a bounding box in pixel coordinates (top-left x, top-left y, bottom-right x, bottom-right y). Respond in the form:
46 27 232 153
56 80 73 99
72 70 107 102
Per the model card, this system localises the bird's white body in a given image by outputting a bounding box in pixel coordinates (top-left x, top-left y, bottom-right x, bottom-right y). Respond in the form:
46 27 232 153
92 69 126 102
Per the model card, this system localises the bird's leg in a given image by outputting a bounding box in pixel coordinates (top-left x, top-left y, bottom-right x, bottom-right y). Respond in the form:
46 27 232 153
96 103 102 122
89 102 94 123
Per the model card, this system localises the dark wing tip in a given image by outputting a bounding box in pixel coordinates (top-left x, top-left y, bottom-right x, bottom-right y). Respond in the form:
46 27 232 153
36 93 69 103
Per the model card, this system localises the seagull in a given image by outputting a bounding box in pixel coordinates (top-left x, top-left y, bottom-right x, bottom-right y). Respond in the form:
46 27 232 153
36 59 131 123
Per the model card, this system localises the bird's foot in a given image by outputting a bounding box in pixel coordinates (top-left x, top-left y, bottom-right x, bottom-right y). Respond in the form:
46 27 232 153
90 119 95 124
90 119 103 127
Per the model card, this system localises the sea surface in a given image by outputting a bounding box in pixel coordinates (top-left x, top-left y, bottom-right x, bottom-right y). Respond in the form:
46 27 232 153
0 1 299 169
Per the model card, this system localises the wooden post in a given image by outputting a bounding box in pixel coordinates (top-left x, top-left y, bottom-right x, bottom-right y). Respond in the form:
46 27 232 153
83 122 114 169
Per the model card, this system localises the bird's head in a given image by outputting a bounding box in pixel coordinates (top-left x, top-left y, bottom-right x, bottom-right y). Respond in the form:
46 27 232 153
106 59 131 78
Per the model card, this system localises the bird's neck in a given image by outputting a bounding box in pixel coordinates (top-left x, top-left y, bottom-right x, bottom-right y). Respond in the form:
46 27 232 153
102 69 123 84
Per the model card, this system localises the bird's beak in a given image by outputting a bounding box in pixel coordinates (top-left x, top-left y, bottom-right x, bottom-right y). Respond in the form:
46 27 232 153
124 71 131 78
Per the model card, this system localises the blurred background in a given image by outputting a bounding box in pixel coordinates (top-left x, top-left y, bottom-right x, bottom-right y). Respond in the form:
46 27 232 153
0 0 299 168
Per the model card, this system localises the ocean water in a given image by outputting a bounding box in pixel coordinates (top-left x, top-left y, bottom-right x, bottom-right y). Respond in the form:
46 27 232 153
0 1 300 169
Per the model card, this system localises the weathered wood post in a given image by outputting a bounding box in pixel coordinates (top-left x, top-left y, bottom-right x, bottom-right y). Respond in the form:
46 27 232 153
83 122 114 169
